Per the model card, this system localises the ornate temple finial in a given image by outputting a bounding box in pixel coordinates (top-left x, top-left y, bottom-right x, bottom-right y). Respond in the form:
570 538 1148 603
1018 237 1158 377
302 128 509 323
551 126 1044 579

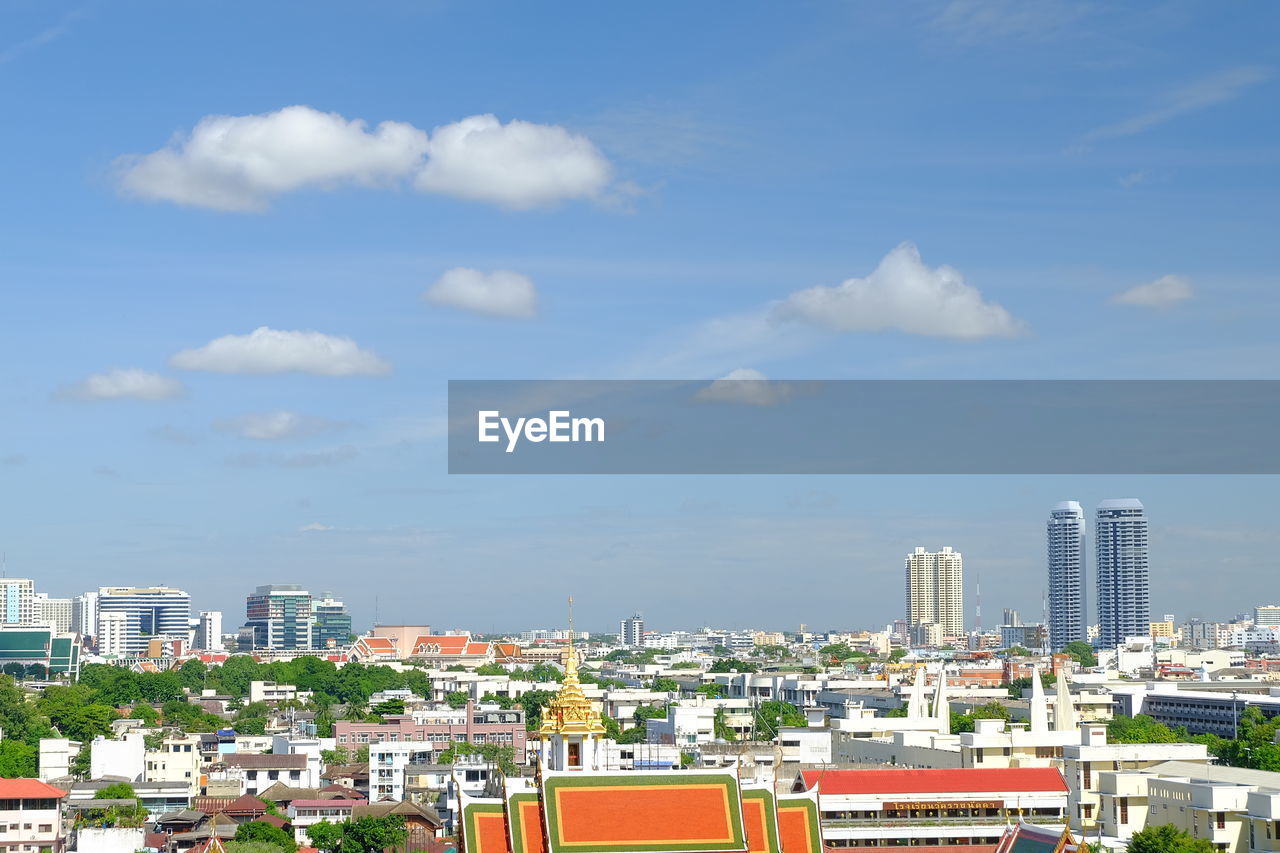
564 594 579 682
538 594 604 737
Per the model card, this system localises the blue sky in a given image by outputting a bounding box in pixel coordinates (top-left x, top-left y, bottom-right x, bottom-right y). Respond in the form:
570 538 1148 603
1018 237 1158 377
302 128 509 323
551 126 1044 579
1 1 1277 633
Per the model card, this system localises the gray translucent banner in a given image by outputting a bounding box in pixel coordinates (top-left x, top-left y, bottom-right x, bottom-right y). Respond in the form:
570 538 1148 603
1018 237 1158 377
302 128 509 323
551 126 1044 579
447 380 1280 474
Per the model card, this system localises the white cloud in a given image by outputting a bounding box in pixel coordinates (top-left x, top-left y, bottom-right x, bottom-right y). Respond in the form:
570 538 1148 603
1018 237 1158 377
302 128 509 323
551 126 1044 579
116 106 429 212
298 522 334 532
423 267 537 318
695 369 793 406
1080 66 1272 146
171 327 391 376
1111 274 1193 308
62 368 186 401
215 410 338 440
115 106 613 212
932 0 1086 45
1118 169 1151 189
773 243 1026 340
416 114 612 209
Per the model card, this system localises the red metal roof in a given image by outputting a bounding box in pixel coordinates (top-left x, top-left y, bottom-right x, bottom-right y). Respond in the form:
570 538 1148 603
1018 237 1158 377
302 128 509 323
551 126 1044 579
0 778 68 799
800 768 1068 796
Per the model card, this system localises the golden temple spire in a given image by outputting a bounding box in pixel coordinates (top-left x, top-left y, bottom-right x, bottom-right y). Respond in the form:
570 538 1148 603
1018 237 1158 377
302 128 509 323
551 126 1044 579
538 593 605 737
565 594 578 682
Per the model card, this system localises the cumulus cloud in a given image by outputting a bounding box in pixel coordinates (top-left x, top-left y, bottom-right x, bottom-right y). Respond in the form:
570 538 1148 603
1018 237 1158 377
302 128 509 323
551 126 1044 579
215 410 339 440
298 522 334 532
171 327 391 376
116 106 429 212
423 267 537 318
773 243 1026 340
695 369 793 406
1111 275 1193 308
416 114 612 209
115 106 613 212
61 368 186 401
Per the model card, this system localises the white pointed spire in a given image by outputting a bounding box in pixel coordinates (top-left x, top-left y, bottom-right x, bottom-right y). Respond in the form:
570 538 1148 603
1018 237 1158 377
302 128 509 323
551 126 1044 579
1029 665 1049 734
907 666 927 719
933 668 950 734
1054 679 1077 732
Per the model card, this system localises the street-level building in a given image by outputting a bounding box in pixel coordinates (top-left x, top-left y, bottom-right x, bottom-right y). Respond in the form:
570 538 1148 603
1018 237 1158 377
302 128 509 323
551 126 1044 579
0 778 67 853
797 767 1069 850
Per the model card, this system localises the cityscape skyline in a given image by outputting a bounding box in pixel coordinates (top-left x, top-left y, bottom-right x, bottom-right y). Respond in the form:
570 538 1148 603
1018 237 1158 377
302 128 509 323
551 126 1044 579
2 4 1278 635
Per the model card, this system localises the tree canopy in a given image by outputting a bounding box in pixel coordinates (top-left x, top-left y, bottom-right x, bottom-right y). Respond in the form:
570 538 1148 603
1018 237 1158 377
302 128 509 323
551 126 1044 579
1126 824 1215 853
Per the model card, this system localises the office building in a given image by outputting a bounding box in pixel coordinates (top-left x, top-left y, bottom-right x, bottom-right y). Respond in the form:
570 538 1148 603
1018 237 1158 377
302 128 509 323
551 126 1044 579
1095 499 1150 649
313 593 352 649
97 610 129 657
32 593 74 633
195 610 224 651
1256 606 1280 628
620 613 645 647
72 591 98 639
245 584 313 650
96 586 191 656
906 546 964 637
0 578 35 625
1047 500 1088 651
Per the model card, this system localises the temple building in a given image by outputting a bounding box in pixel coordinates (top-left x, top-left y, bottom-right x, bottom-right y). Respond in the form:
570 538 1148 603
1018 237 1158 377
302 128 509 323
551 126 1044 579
459 603 825 853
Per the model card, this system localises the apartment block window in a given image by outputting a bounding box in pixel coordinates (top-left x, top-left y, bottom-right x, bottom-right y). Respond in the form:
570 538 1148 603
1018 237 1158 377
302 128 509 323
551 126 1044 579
38 826 51 834
1118 798 1128 824
1216 812 1226 830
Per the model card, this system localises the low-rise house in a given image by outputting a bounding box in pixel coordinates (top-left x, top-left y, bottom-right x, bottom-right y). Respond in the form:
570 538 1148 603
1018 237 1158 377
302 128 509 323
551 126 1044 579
319 764 369 798
286 800 356 843
352 800 443 847
212 754 315 795
37 739 81 782
0 778 68 853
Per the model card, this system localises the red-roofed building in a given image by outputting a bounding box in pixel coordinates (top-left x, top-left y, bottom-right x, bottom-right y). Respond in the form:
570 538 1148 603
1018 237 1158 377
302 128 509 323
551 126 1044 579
0 778 67 852
406 634 494 667
349 636 399 663
794 768 1069 853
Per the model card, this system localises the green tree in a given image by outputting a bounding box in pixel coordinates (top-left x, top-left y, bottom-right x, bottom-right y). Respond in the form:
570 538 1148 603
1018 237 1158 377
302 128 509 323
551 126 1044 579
1126 824 1215 853
370 698 405 717
753 701 806 740
39 686 120 742
177 658 209 691
0 740 37 778
235 820 298 853
306 821 346 853
342 815 409 853
713 706 736 741
709 659 757 674
131 704 160 726
819 644 868 663
1006 671 1056 698
445 691 470 709
696 683 727 699
634 703 668 727
82 782 145 827
671 661 702 670
1063 641 1098 668
650 677 680 693
1108 714 1182 744
518 689 558 731
308 816 407 853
